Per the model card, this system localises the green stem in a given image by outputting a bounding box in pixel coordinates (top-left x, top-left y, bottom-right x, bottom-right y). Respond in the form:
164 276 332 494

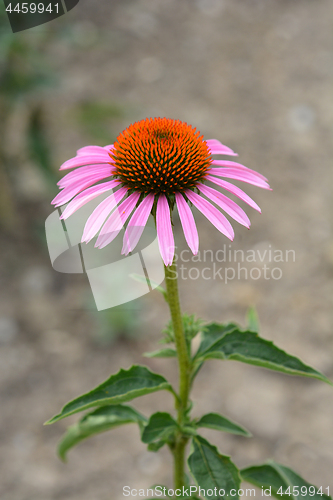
164 260 191 490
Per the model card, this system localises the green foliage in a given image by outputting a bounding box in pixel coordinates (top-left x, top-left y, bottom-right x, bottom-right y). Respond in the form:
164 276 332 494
195 412 251 437
46 365 173 424
46 291 332 497
193 323 332 385
241 461 332 500
161 319 175 343
142 412 178 444
58 404 147 462
194 323 238 358
183 314 207 342
188 436 241 500
161 314 205 345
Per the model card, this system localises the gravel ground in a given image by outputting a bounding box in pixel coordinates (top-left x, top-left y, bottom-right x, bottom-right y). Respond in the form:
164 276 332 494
0 1 332 499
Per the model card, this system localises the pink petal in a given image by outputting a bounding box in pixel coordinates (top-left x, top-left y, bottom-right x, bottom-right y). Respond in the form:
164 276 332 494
52 172 112 207
82 187 128 243
197 183 250 228
175 193 199 255
77 146 111 156
206 175 261 212
60 154 114 171
122 194 155 255
185 190 234 241
211 160 268 182
156 195 174 266
206 139 238 156
96 192 141 249
60 180 120 220
208 168 271 189
57 165 113 188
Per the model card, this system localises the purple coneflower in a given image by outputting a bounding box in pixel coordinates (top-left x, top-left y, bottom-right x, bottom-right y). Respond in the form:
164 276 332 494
52 117 270 266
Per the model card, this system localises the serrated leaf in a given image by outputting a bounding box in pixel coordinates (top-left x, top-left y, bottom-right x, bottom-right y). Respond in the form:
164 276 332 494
58 404 147 462
142 412 178 444
196 413 251 437
188 435 241 500
194 325 332 385
46 365 172 424
241 461 332 500
144 348 177 358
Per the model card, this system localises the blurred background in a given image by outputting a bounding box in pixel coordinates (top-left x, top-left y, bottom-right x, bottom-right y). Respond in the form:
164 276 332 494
0 0 332 499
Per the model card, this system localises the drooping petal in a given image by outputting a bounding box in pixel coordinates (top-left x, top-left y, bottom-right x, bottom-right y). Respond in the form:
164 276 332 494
82 187 128 243
175 192 199 254
52 171 112 207
206 139 238 156
156 194 175 266
57 165 113 188
122 193 155 255
208 168 271 189
197 183 250 228
206 175 261 212
60 154 114 170
96 192 141 249
76 146 111 156
60 180 120 220
211 160 269 182
185 190 234 241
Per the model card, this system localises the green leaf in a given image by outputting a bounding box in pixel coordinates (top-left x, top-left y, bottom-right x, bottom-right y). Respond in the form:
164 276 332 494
196 413 251 437
144 348 177 358
46 365 172 424
142 412 178 444
191 323 238 380
241 460 332 500
246 307 260 333
194 324 332 385
188 435 241 500
58 404 147 462
194 323 238 359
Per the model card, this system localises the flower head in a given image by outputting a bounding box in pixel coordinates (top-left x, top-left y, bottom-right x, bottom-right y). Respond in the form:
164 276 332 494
52 117 270 266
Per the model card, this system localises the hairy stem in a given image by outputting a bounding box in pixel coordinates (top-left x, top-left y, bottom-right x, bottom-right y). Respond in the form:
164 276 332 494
164 260 191 490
